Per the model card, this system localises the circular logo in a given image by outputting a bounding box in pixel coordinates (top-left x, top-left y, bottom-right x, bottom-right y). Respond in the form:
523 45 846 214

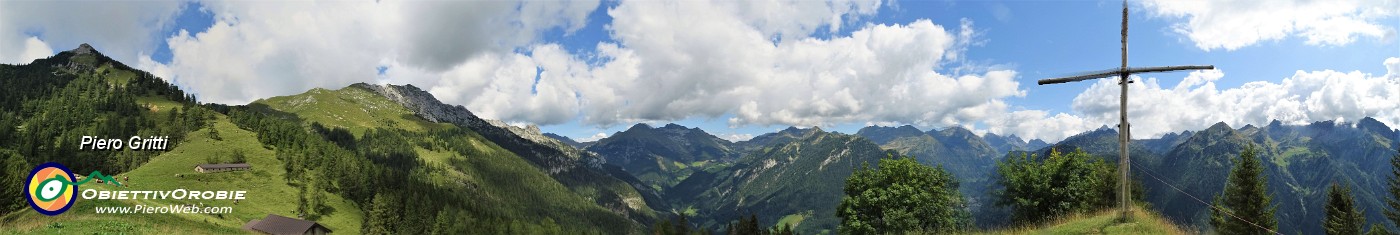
25 162 77 216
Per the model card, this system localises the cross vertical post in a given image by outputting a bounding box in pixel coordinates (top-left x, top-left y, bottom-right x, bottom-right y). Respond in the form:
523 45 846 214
1035 0 1215 222
1118 0 1130 220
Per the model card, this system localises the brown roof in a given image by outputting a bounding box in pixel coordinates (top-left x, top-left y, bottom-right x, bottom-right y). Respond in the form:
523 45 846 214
243 214 330 235
197 163 251 170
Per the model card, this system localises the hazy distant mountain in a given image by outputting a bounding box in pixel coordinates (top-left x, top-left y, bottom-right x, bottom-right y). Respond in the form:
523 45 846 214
544 132 589 149
1138 130 1194 154
732 126 825 153
983 132 1050 156
853 125 926 144
586 123 740 190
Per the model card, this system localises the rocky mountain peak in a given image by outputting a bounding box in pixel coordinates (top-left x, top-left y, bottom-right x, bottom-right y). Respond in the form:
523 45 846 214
71 43 95 55
625 123 653 132
935 126 977 139
1028 139 1049 147
352 82 474 124
661 123 686 129
1206 122 1232 131
1357 117 1394 136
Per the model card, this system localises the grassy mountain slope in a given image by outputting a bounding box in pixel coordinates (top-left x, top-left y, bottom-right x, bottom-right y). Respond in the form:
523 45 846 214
250 86 453 135
2 45 647 233
248 84 648 233
353 83 665 224
972 205 1188 235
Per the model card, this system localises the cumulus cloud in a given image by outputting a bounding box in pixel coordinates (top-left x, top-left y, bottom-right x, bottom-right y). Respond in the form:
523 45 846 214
399 0 1021 131
425 44 587 125
3 36 55 64
984 109 1102 143
575 0 1021 129
1059 57 1400 140
145 0 599 104
1140 0 1399 51
0 1 181 64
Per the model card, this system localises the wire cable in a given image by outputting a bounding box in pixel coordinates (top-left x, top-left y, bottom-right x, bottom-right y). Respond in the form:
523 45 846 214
1130 161 1281 235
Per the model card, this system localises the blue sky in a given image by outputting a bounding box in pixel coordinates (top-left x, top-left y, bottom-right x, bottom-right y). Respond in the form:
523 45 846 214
3 0 1397 143
515 0 1400 142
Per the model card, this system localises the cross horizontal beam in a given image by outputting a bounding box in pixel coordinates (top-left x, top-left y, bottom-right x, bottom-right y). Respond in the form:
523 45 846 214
1037 65 1216 85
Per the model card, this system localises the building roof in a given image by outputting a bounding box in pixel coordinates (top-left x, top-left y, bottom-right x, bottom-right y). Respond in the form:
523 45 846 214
197 163 251 169
243 214 331 235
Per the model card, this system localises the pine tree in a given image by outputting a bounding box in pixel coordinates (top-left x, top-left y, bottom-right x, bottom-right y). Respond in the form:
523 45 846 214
0 151 27 215
771 223 796 235
1387 147 1400 228
431 209 454 235
1324 183 1365 235
1366 224 1392 235
672 214 691 235
653 219 674 235
727 214 762 235
1209 145 1278 234
363 192 401 234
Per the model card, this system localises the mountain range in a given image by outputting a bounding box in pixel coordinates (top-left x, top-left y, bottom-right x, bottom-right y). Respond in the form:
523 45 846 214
3 44 1397 234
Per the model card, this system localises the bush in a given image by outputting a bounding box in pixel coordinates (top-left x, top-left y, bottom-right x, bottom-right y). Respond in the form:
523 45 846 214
837 152 968 234
995 148 1118 224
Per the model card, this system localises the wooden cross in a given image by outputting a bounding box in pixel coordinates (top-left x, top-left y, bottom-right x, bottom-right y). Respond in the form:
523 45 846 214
1036 0 1214 220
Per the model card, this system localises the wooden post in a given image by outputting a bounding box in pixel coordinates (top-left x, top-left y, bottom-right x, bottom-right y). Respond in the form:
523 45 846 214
1118 0 1131 221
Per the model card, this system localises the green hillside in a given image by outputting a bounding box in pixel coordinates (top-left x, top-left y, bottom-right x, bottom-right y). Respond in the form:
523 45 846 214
1 115 363 234
971 205 1188 235
1 45 645 234
238 84 645 233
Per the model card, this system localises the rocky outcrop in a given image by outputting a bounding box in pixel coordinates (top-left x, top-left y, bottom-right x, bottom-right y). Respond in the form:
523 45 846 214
72 43 95 55
352 82 597 171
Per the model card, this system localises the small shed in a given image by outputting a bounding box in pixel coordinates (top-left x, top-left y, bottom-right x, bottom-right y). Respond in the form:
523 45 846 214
242 214 332 235
195 163 252 173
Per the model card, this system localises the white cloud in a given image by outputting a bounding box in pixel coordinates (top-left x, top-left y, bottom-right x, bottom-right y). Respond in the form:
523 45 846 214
146 0 599 104
1140 0 1399 51
985 109 1101 143
1059 57 1400 140
396 0 600 71
577 132 610 142
7 36 54 64
720 133 756 142
571 0 1020 129
426 44 586 125
0 1 181 64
